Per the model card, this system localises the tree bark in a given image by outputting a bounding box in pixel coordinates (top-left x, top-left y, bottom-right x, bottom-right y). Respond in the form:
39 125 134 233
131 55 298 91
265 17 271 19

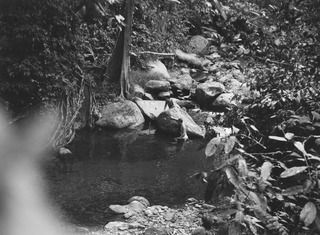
108 0 134 99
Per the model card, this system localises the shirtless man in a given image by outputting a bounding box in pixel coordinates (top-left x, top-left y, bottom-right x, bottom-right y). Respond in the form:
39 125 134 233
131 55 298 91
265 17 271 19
164 98 176 110
177 118 188 141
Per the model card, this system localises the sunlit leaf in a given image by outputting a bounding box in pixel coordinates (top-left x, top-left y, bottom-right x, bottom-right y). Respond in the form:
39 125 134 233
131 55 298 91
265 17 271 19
212 126 232 138
250 125 259 132
294 141 307 155
235 211 244 223
260 161 273 181
249 191 267 211
300 202 317 227
311 111 320 122
303 179 314 193
282 185 304 196
225 136 237 154
205 137 222 157
284 132 294 140
280 166 308 178
224 166 241 188
238 158 248 177
268 136 287 142
232 125 240 134
290 115 311 124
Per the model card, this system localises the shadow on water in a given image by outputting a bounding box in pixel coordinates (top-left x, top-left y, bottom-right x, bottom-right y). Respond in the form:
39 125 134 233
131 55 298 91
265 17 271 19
46 126 208 226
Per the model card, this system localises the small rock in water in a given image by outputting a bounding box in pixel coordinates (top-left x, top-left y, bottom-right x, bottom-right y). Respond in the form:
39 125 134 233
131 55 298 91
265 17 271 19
109 204 129 214
104 221 129 231
128 196 150 207
127 200 146 213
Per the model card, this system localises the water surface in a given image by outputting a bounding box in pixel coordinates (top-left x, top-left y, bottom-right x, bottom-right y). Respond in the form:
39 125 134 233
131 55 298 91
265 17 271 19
46 127 208 226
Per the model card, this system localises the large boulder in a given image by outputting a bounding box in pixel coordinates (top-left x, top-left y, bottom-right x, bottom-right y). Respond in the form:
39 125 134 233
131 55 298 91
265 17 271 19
135 100 168 120
96 100 145 129
146 60 170 80
195 81 225 107
156 107 205 138
145 80 171 93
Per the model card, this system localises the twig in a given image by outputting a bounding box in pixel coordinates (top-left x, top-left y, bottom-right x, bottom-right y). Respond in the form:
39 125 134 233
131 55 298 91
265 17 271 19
250 151 291 155
239 134 267 149
254 56 292 66
135 51 175 56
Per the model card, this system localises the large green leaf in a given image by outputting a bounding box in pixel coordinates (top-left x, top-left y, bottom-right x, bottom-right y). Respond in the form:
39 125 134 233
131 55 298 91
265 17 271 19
224 136 237 154
300 202 317 227
280 166 308 178
260 161 273 181
205 137 222 157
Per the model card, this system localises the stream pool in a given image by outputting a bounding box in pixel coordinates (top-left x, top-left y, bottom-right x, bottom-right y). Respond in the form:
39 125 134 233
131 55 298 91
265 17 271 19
46 126 208 227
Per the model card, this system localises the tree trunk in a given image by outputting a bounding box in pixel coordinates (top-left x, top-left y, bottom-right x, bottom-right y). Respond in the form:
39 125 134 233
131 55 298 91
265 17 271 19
108 0 134 99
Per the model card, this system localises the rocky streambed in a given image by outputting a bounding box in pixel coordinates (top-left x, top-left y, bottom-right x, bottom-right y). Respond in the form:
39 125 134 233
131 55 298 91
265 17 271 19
72 196 216 235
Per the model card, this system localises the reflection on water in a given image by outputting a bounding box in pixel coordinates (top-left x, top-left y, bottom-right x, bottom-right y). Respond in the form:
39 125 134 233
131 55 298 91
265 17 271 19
46 126 208 226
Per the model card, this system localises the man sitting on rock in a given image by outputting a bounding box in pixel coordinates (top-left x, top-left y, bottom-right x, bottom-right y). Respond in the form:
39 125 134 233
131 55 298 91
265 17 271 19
177 118 188 141
164 98 177 110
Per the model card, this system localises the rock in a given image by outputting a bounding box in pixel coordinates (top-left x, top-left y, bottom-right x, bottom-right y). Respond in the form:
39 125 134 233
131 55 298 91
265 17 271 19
157 91 171 99
212 93 235 107
188 35 209 54
109 200 147 217
171 73 194 92
129 222 145 229
135 100 168 120
96 100 145 129
145 80 171 93
195 81 225 107
192 73 212 83
132 84 145 98
225 78 242 93
207 52 221 60
188 110 217 126
180 68 190 74
164 211 176 221
128 196 150 207
58 147 72 155
156 107 205 138
144 227 168 235
175 49 203 67
143 93 154 100
104 221 129 231
127 200 146 214
146 60 170 80
144 209 153 217
172 99 197 109
109 204 129 214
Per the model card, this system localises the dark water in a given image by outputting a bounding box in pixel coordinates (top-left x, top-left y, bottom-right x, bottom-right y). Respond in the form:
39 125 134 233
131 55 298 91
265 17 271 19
46 126 209 226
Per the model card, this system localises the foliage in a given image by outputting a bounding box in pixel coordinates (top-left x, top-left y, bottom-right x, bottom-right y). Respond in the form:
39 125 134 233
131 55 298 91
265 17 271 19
0 0 122 113
201 106 320 234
